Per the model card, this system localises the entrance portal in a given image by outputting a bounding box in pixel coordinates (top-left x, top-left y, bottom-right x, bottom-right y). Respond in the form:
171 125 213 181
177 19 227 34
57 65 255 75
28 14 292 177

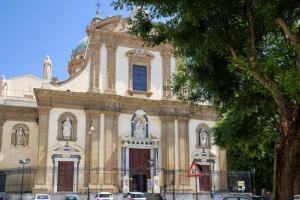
57 161 74 191
129 148 151 192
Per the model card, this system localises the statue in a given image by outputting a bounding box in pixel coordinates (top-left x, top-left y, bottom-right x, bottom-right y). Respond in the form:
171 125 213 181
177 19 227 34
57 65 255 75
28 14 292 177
62 118 72 139
200 128 208 147
43 55 52 80
16 127 26 146
134 119 144 139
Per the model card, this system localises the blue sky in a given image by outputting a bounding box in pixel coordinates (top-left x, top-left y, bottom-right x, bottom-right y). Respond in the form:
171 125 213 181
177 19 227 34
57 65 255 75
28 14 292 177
0 0 129 80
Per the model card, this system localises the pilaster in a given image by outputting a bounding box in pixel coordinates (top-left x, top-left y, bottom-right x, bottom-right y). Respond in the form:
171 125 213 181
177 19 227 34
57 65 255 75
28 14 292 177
89 37 101 93
33 106 51 192
161 47 172 99
0 119 5 152
177 117 190 190
84 110 101 189
161 116 176 188
105 41 117 94
103 111 119 192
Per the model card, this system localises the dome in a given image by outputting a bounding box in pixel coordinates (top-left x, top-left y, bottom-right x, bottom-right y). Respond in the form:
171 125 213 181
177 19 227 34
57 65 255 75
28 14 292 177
74 36 88 53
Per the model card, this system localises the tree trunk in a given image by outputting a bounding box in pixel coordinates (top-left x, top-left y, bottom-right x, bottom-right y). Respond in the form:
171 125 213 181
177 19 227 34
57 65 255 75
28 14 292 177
273 115 300 200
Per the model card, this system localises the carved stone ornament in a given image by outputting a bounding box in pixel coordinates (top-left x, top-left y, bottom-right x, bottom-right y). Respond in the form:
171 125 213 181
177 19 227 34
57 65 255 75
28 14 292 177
196 124 211 149
11 124 30 147
57 112 77 141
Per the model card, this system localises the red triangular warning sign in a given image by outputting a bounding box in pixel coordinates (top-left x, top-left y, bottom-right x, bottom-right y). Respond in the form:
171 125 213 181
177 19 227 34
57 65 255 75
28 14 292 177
188 160 202 177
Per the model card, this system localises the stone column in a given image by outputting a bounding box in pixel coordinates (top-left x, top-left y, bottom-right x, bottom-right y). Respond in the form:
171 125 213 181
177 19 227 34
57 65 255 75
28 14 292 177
0 119 5 152
84 110 101 189
161 47 172 99
178 117 190 190
103 111 119 192
89 37 101 93
161 116 176 188
105 42 117 94
33 106 50 192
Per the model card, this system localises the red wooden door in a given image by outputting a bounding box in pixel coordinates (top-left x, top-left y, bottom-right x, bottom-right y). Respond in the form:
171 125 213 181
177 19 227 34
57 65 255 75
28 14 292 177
199 165 211 191
57 161 74 191
129 148 151 192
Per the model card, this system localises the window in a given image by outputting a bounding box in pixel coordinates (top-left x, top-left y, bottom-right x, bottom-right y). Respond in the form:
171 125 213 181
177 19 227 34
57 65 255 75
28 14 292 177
126 49 154 97
133 65 147 91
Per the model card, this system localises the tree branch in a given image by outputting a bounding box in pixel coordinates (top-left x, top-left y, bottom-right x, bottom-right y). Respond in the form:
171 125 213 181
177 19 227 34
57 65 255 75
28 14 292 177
276 17 300 75
229 47 290 119
248 11 257 69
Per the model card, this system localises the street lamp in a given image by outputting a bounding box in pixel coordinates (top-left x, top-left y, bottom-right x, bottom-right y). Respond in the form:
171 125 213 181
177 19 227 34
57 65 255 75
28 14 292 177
251 168 256 195
87 124 94 200
19 158 30 200
210 159 215 198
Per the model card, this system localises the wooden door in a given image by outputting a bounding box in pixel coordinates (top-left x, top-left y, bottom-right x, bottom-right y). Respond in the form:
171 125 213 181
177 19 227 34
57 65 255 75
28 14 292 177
57 161 74 191
129 148 151 192
199 165 211 191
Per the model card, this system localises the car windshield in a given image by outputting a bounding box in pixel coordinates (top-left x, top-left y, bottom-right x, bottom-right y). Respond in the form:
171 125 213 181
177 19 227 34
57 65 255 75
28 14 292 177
131 193 144 198
65 196 78 200
99 194 111 197
36 195 49 199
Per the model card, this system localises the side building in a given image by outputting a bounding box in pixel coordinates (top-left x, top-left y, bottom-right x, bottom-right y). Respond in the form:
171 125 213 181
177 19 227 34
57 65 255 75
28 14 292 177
0 15 227 194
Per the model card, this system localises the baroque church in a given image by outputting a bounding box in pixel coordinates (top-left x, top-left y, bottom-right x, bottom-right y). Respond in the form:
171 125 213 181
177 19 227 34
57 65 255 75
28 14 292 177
0 13 227 194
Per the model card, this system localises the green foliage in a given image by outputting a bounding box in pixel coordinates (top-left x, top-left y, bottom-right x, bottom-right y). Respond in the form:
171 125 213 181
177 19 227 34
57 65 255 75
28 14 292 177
113 0 300 193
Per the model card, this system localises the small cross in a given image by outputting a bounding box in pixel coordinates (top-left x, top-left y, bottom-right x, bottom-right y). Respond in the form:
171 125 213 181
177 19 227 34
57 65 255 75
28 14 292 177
95 1 101 12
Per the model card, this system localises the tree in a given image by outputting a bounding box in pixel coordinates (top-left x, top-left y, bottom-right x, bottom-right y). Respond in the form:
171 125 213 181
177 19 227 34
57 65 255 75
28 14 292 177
113 0 300 199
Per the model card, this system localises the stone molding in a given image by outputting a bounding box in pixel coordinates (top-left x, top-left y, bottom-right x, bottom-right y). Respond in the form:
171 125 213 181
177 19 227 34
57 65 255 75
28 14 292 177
0 105 38 122
57 112 78 141
34 89 217 121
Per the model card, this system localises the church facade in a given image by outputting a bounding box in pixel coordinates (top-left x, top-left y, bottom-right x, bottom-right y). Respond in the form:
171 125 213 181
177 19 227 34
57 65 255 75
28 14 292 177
0 15 227 193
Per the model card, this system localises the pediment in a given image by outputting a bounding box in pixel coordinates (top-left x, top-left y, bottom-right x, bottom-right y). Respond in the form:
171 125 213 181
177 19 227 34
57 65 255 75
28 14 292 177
50 143 83 154
93 16 128 32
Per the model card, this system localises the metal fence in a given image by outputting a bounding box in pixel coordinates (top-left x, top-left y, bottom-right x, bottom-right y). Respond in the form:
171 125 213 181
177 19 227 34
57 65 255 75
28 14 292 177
0 167 252 195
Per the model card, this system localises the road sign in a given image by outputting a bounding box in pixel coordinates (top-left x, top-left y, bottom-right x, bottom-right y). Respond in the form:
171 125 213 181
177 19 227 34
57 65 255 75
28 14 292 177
188 160 202 177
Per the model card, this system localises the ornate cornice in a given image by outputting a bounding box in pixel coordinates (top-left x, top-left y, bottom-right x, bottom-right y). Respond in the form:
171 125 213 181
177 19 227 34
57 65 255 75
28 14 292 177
34 89 217 121
0 105 38 122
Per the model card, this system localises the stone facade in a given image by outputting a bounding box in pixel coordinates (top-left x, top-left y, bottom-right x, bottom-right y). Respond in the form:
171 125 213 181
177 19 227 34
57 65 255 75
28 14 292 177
0 15 226 194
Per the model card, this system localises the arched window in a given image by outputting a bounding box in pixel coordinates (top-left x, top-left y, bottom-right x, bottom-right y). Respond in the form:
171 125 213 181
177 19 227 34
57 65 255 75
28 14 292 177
196 124 210 148
57 112 77 141
131 110 149 139
11 124 30 147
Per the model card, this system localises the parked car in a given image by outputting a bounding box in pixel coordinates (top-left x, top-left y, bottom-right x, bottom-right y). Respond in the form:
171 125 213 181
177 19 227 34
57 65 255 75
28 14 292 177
32 194 50 200
95 192 114 200
218 194 264 200
125 192 146 200
0 192 8 200
63 194 79 200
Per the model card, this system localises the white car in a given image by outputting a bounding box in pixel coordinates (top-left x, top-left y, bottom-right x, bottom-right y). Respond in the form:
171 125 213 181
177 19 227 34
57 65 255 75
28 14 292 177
95 192 114 200
32 194 50 200
125 192 146 200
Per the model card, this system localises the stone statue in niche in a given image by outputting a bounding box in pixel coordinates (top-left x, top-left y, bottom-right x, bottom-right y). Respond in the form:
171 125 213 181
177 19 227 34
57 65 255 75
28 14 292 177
62 118 72 139
134 119 145 139
200 128 209 147
16 127 26 146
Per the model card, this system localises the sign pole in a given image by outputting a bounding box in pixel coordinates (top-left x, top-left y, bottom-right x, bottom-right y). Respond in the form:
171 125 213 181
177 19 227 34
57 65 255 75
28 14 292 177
195 177 198 200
